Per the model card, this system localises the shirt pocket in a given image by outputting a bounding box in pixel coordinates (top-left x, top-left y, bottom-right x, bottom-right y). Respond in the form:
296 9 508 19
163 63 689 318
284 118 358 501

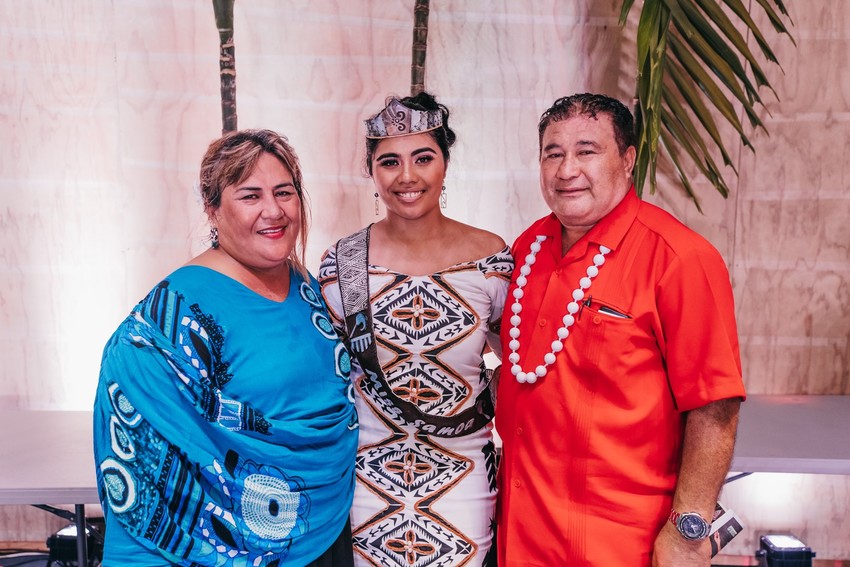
571 296 636 369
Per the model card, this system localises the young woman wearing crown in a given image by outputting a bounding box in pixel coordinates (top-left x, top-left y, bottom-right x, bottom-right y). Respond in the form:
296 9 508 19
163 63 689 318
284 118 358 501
319 92 513 567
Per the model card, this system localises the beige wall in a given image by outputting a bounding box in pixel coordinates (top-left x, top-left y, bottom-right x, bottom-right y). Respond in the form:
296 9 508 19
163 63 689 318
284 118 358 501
1 0 847 559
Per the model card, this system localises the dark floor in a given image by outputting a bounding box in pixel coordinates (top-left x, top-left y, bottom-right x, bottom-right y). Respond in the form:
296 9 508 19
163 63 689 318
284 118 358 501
2 547 848 567
0 551 49 566
0 551 99 567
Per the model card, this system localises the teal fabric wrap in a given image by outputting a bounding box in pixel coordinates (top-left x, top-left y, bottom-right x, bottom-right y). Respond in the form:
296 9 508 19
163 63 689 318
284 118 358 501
93 266 358 566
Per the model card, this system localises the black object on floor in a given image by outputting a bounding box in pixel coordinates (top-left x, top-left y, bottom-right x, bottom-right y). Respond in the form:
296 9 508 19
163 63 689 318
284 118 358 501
45 518 104 567
756 534 816 567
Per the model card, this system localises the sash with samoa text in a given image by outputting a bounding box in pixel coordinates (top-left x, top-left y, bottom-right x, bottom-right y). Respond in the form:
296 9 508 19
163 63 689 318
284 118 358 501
335 227 495 438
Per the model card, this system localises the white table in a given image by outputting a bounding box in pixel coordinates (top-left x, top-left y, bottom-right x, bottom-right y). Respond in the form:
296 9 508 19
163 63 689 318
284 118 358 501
731 394 850 475
0 410 98 566
1 397 847 564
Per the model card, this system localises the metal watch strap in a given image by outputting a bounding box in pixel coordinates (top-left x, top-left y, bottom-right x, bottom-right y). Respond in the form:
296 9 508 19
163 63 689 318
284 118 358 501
669 509 711 541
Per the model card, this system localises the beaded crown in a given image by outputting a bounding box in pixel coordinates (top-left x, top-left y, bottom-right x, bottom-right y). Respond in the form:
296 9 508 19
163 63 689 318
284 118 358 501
364 97 443 139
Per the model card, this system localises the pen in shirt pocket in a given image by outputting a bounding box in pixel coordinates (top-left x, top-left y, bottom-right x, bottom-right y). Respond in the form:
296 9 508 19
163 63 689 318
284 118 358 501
581 296 632 319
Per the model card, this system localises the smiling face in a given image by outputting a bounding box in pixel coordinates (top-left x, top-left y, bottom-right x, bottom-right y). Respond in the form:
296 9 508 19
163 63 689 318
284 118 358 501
539 113 636 236
370 132 446 221
209 152 301 273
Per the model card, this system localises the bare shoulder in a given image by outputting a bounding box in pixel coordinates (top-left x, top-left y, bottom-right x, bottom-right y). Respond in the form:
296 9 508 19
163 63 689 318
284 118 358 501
450 221 507 259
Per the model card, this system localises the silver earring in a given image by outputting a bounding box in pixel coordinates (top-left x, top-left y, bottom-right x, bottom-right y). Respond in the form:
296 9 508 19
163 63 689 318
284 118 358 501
210 227 219 249
374 192 380 216
440 185 447 209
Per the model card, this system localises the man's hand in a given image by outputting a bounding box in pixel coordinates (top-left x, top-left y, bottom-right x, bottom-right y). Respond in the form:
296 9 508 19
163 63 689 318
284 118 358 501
652 520 711 567
653 397 741 566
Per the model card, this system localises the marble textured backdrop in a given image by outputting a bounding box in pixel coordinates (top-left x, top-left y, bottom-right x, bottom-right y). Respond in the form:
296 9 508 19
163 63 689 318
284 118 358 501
0 0 848 559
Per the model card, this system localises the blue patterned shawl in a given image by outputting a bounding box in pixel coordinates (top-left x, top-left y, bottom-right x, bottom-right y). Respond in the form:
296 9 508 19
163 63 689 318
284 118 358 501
93 267 358 566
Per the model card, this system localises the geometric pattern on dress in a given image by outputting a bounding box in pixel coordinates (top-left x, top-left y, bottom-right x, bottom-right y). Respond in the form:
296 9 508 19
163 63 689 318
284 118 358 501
354 433 475 567
475 250 514 279
358 438 468 500
355 512 474 567
318 249 513 567
372 276 477 416
382 360 468 416
372 277 475 345
198 449 309 557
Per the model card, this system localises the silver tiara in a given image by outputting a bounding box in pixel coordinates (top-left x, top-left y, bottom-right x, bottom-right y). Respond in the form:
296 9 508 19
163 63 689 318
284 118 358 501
365 97 443 139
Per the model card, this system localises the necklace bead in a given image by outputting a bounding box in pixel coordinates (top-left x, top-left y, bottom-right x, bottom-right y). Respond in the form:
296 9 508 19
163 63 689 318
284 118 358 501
509 236 610 384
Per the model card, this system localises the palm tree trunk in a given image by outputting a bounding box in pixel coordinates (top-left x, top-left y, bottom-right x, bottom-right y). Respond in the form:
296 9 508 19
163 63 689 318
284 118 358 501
213 0 237 133
410 0 430 95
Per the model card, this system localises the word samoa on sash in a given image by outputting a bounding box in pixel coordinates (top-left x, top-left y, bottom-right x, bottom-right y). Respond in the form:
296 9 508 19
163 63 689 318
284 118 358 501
357 363 489 437
336 228 495 439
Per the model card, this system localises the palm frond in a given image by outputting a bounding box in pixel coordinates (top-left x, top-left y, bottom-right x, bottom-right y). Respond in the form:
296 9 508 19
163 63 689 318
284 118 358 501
668 1 765 113
619 0 640 24
667 34 761 135
633 0 671 193
748 0 794 35
666 56 736 170
682 0 773 91
622 0 793 207
660 129 703 211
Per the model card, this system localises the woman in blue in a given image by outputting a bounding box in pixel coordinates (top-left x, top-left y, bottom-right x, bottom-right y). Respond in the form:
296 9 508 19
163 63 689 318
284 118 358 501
93 129 358 566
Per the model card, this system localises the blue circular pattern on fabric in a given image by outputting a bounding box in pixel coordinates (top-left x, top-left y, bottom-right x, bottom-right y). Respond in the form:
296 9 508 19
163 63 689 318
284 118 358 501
299 282 322 308
108 382 141 427
311 312 337 340
335 342 351 378
109 416 135 460
241 474 300 540
100 458 137 514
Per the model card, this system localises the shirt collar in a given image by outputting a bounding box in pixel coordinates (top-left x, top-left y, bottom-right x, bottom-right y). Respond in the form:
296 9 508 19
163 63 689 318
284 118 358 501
586 186 640 252
537 187 640 259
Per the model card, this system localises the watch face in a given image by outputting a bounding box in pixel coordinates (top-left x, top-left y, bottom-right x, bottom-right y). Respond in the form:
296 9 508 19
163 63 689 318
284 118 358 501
679 514 709 540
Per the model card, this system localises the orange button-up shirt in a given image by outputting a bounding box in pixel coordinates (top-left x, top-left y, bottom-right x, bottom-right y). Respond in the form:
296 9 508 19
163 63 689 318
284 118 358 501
497 190 745 566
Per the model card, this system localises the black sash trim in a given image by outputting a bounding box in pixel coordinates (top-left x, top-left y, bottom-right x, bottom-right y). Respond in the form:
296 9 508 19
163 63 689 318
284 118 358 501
335 227 494 438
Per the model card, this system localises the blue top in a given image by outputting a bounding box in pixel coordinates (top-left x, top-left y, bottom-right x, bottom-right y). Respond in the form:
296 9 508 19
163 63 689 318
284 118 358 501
93 266 358 566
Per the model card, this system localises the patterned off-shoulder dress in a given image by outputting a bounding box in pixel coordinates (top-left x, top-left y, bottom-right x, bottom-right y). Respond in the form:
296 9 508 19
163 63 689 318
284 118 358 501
320 241 512 567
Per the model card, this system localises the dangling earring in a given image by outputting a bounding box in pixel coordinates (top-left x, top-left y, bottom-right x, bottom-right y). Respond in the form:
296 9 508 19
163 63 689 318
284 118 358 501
210 227 219 249
440 185 447 209
374 192 380 216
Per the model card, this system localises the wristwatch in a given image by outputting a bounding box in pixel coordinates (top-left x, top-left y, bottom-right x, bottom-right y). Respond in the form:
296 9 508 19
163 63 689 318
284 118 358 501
669 509 711 541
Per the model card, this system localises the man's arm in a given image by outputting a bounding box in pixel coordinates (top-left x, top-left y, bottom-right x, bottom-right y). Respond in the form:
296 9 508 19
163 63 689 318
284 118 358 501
652 397 741 567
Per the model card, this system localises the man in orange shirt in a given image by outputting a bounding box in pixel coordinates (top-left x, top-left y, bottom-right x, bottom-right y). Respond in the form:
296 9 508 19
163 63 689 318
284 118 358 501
496 93 745 566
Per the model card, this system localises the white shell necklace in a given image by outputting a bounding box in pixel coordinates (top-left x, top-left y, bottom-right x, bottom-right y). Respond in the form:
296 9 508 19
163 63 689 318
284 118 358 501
508 235 611 384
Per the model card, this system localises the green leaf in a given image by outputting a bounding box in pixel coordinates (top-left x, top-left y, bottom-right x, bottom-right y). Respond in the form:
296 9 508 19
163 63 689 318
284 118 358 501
712 0 790 62
619 0 638 25
682 0 774 89
634 0 671 196
661 102 730 197
659 130 704 213
664 67 737 171
664 0 763 104
750 0 795 35
624 0 792 209
668 33 762 132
